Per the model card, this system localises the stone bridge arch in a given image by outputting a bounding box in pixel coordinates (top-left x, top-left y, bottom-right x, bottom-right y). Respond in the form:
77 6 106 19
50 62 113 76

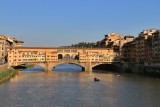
63 54 70 60
91 62 112 68
91 62 121 71
13 61 115 72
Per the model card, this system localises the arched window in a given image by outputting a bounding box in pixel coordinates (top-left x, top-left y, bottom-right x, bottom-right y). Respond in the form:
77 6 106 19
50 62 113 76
64 54 70 60
58 54 63 59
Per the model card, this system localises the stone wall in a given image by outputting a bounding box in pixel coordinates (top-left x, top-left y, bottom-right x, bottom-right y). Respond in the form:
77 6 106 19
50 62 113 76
123 63 160 75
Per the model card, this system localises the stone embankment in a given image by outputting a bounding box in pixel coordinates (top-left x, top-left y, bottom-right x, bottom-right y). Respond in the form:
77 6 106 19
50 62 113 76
123 63 160 77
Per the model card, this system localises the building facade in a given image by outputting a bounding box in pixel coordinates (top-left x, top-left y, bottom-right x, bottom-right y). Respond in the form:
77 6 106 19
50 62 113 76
121 29 160 67
7 47 119 67
96 33 134 57
152 30 160 65
121 41 136 63
0 35 24 63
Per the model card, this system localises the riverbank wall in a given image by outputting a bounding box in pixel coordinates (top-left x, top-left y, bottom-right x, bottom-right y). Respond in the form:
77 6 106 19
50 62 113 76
122 62 160 77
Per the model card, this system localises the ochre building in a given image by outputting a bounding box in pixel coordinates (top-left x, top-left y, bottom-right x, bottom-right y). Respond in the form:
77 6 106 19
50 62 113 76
7 47 119 72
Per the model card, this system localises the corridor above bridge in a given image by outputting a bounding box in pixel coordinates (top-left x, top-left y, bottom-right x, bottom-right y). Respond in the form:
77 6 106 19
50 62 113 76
7 47 120 72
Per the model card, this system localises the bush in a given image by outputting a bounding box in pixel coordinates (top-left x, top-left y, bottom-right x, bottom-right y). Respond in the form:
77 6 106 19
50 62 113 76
0 69 16 82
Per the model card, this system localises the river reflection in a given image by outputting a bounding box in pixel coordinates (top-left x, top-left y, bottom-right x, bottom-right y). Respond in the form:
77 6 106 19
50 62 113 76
0 64 160 107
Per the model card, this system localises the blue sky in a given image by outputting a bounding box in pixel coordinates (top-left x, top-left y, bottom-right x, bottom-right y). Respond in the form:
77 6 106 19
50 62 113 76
0 0 160 47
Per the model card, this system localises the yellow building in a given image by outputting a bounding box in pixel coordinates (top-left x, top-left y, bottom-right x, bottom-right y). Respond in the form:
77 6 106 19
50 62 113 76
0 35 24 63
7 47 119 66
96 33 134 54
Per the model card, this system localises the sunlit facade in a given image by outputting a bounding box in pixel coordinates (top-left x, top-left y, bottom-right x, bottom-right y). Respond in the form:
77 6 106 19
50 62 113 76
7 47 119 66
0 35 24 63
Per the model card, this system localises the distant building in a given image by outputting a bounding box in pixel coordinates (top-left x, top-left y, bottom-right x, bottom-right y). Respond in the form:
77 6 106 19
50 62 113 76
96 33 135 55
121 41 136 63
97 33 124 48
0 34 24 63
121 29 160 66
152 30 160 65
135 29 157 65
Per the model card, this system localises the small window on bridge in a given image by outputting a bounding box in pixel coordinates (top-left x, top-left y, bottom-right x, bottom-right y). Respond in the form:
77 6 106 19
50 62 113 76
57 50 63 53
64 54 70 60
64 50 70 53
71 50 77 53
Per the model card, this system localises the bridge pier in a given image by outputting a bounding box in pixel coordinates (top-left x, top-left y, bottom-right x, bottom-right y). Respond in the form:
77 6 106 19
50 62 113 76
85 61 92 72
44 62 52 72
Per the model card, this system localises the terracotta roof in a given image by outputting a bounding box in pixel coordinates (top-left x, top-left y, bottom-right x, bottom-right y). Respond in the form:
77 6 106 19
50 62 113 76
8 47 113 50
14 40 24 43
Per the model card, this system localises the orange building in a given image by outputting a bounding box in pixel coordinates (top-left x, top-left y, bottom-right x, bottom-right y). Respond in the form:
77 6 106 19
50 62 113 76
121 41 136 63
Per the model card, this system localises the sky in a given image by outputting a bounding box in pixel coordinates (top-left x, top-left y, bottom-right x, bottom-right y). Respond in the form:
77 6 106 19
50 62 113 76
0 0 160 47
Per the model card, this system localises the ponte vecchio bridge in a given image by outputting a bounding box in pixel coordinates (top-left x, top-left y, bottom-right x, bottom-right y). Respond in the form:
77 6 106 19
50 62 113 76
7 47 120 72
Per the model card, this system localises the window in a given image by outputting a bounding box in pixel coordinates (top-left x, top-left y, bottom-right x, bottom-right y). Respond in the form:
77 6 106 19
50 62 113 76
64 50 70 53
71 50 77 53
57 50 63 53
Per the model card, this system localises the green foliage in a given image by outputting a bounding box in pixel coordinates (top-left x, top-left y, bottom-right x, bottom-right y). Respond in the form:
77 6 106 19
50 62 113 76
0 69 16 81
71 42 96 48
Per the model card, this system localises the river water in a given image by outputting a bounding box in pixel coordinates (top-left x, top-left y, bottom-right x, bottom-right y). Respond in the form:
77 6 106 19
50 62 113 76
0 64 160 107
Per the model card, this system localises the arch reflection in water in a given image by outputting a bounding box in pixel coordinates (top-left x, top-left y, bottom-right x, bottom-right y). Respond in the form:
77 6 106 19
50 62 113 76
22 65 44 72
52 64 82 72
